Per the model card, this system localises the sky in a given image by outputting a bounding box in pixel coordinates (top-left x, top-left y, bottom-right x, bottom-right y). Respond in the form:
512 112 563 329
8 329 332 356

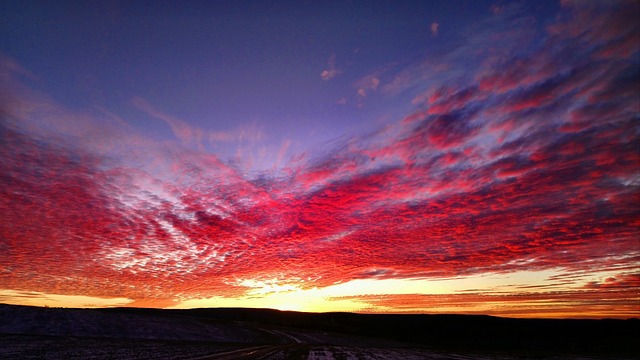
0 0 638 318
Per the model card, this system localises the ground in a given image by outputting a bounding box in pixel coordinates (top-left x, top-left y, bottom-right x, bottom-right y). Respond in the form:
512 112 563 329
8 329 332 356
0 304 636 359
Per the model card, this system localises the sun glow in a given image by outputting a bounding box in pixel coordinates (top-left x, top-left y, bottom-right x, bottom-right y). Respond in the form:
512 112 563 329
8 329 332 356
169 269 622 315
1 268 636 318
272 302 303 312
0 290 130 308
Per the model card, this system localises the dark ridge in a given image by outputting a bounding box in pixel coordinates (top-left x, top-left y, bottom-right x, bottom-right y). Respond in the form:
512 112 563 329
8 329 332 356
102 306 640 354
2 303 638 357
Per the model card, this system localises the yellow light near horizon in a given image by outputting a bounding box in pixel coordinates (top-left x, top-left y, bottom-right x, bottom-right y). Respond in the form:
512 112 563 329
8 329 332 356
175 268 624 315
272 302 303 312
3 268 632 318
0 290 130 308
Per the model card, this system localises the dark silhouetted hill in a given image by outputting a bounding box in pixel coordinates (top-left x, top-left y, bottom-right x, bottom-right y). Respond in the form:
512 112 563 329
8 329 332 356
1 303 638 357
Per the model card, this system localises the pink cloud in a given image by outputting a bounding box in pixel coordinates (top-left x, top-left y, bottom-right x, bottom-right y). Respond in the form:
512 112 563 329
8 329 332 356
320 53 341 81
133 96 263 148
431 22 439 36
355 75 381 101
132 96 206 147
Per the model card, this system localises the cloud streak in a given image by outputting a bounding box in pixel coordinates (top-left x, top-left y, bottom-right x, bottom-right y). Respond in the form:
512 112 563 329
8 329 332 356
431 22 439 36
320 53 341 81
132 96 264 148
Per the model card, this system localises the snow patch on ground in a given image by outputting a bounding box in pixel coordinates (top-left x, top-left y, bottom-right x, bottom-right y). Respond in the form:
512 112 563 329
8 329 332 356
307 347 336 360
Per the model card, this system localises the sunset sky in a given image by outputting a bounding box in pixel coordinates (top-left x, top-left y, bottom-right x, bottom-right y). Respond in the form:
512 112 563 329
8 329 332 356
1 0 638 318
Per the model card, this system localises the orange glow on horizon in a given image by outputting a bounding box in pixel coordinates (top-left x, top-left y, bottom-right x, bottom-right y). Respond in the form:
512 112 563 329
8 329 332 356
3 269 637 319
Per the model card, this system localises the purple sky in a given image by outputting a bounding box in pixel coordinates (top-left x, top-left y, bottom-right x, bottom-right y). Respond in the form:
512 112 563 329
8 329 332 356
2 1 561 171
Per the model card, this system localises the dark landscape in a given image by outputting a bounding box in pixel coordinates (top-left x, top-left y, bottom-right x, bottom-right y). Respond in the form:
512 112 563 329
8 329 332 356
1 304 638 359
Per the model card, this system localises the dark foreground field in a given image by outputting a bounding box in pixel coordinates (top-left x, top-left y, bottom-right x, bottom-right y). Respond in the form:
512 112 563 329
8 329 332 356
0 304 637 359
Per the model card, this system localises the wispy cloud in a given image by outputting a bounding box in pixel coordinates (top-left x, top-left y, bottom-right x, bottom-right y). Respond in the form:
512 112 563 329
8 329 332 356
355 73 382 107
132 96 207 148
132 96 264 149
431 22 439 36
320 53 341 81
